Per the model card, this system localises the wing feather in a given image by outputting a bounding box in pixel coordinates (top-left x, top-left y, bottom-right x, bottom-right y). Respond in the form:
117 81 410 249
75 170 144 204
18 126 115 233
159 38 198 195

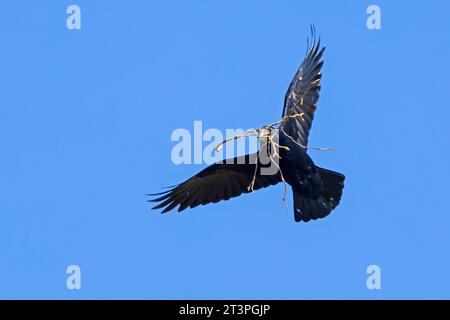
281 28 325 147
150 153 282 213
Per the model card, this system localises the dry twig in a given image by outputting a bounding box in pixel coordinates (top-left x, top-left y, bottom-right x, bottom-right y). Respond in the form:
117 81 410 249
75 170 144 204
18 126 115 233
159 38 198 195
214 113 333 210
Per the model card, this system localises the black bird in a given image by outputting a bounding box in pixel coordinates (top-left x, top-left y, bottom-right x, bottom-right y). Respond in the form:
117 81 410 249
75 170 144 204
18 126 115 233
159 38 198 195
150 30 345 222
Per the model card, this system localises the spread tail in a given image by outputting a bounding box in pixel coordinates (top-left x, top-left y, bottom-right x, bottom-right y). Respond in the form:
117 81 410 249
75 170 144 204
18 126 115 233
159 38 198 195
293 166 345 222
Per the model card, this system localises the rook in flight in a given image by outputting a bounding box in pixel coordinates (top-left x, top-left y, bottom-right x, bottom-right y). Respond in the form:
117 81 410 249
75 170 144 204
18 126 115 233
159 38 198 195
150 29 345 223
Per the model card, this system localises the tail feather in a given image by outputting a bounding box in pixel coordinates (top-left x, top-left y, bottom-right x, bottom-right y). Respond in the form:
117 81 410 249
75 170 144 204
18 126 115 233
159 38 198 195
293 166 345 223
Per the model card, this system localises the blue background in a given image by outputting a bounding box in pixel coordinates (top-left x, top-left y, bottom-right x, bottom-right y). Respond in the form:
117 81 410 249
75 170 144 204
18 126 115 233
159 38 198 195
0 1 449 299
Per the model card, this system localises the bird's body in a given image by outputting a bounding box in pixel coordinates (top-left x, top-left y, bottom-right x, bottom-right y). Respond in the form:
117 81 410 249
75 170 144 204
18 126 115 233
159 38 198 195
278 131 321 197
150 28 345 223
277 130 343 222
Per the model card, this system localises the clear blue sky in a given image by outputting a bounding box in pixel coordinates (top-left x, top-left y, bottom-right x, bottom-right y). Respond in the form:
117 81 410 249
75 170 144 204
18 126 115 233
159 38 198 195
0 1 449 299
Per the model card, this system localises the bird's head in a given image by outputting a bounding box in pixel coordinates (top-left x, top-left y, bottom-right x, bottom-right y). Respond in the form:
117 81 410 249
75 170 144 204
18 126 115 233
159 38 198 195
258 127 273 145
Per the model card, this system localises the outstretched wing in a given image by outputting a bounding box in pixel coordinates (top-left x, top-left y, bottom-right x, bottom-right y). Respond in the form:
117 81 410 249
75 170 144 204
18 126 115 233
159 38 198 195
149 154 281 213
281 30 325 147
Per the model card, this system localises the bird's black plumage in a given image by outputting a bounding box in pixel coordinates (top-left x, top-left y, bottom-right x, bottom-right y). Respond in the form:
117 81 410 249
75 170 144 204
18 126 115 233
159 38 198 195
281 33 324 147
150 154 282 213
150 28 345 223
277 131 344 222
